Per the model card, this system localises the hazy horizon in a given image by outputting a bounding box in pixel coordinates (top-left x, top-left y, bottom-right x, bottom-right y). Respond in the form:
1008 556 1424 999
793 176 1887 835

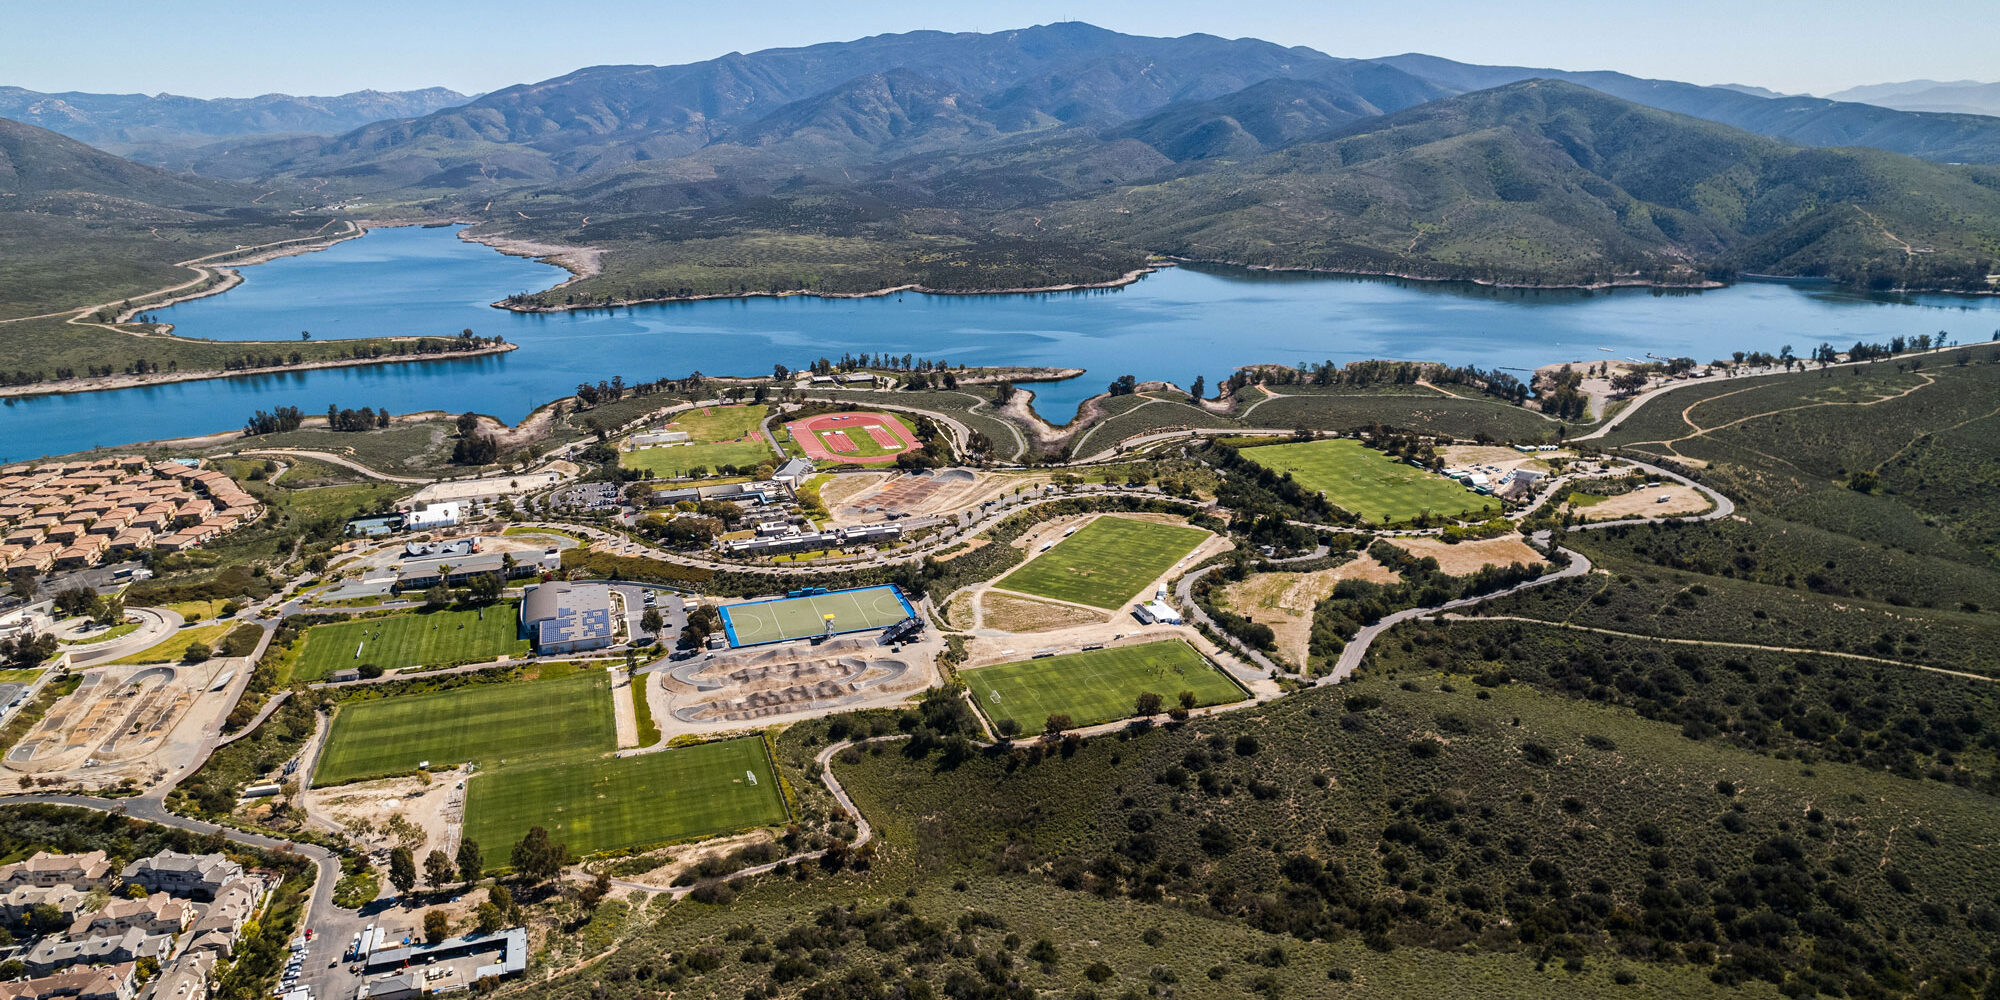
2 0 1993 102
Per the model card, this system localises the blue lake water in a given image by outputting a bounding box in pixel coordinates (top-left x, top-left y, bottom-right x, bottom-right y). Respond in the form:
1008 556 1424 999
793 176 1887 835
6 223 1999 461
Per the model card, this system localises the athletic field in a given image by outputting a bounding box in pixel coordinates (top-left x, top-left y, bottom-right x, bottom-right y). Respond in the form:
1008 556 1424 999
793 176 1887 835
719 585 915 646
996 516 1209 609
620 404 776 478
969 641 1246 732
1238 438 1497 523
313 671 615 786
294 605 529 681
462 736 787 862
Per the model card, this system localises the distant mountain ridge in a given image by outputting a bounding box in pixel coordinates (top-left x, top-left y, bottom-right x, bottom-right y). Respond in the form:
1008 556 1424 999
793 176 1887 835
1826 80 2000 118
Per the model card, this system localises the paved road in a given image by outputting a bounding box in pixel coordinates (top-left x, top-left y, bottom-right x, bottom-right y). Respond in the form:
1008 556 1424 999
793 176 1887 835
1173 545 1328 678
228 449 431 484
66 606 184 668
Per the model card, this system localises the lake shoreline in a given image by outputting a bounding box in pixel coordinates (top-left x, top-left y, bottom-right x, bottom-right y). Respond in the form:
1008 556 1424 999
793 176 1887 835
0 342 518 401
484 264 1162 313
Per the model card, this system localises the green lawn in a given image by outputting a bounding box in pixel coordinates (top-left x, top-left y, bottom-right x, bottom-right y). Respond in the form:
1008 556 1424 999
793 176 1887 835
113 624 232 665
293 605 529 681
622 440 776 478
621 404 775 477
462 737 786 862
1238 438 1498 523
968 641 1246 732
313 671 615 786
996 516 1209 609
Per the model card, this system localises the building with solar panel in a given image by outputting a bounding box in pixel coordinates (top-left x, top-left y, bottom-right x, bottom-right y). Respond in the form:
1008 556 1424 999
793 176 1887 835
519 582 616 654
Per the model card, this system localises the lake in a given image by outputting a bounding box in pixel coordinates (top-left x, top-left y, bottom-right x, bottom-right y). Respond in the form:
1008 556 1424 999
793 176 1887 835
6 223 1998 460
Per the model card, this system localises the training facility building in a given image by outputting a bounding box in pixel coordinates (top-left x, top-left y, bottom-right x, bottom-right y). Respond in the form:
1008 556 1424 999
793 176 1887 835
402 502 462 530
519 582 616 654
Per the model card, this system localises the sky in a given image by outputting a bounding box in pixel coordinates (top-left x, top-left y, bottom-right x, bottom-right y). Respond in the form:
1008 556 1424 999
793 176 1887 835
4 0 1994 99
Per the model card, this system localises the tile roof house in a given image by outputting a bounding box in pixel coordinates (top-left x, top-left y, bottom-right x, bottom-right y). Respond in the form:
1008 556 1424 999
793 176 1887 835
68 892 193 938
24 928 172 976
0 851 113 890
120 852 242 901
0 963 137 1000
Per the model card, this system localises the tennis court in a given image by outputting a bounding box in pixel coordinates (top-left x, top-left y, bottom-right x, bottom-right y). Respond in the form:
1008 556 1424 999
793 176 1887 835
719 585 916 646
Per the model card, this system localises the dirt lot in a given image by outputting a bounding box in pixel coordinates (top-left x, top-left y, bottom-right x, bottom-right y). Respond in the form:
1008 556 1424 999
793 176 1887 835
817 472 891 513
1389 535 1546 575
1578 484 1710 520
1219 554 1400 666
305 769 467 856
980 592 1107 632
1440 445 1559 476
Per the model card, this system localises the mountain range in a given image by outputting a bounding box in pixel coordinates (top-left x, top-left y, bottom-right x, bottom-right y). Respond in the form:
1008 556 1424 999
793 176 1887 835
3 22 1997 312
1827 79 2000 118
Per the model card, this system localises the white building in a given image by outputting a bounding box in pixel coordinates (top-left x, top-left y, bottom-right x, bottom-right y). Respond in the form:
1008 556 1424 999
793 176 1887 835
1134 600 1183 625
402 502 462 531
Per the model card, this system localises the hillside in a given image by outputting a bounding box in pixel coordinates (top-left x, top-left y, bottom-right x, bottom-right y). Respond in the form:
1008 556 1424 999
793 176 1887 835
1373 53 2000 164
0 116 324 319
0 86 470 153
1827 79 2000 117
1031 80 2000 289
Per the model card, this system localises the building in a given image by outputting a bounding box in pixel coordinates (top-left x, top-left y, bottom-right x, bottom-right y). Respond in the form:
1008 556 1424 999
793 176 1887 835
401 502 462 531
396 549 557 590
68 893 192 938
772 458 816 492
719 522 901 557
0 852 112 891
1 964 136 1000
0 884 89 926
362 928 527 982
1134 600 1184 625
119 852 242 901
627 429 690 447
24 928 172 975
519 583 615 654
142 951 214 1000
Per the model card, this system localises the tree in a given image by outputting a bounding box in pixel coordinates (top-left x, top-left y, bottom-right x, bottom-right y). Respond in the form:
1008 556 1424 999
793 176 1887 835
1043 713 1073 736
181 642 212 664
474 901 504 934
1189 376 1205 403
422 585 453 608
640 608 663 633
510 827 569 883
456 839 484 884
424 849 455 890
487 884 514 920
388 848 417 895
423 909 451 944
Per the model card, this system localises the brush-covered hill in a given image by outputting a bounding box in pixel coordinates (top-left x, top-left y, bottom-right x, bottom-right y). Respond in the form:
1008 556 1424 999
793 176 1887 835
0 116 329 319
1033 80 2000 289
1374 53 2000 164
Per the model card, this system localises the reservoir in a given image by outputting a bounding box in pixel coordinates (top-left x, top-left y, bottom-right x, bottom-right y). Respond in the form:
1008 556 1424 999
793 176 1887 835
6 224 1999 460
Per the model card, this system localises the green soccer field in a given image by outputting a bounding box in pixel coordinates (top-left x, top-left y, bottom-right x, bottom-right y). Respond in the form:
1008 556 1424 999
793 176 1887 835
969 641 1246 732
462 737 787 862
313 671 616 786
620 404 776 477
1238 438 1498 523
293 605 530 681
720 585 913 646
996 515 1209 609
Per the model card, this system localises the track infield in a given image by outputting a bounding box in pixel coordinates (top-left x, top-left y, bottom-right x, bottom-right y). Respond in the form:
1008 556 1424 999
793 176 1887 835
996 515 1209 609
462 736 787 862
313 671 616 786
786 412 919 464
969 641 1246 732
1237 438 1498 524
719 585 915 647
293 605 529 681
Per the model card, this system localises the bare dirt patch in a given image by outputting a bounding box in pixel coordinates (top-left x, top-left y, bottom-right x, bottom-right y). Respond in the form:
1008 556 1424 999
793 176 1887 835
1440 445 1557 476
818 472 892 513
306 769 467 855
1389 536 1546 576
980 592 1107 633
1219 555 1400 665
1578 484 1710 520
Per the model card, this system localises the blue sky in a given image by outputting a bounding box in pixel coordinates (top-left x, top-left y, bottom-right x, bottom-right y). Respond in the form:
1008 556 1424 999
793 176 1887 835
5 0 1993 99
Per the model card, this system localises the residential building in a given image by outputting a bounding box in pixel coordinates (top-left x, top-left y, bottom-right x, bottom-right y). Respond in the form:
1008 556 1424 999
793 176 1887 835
0 884 90 926
0 964 136 1000
119 852 242 901
25 928 172 975
68 893 192 938
0 852 112 891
